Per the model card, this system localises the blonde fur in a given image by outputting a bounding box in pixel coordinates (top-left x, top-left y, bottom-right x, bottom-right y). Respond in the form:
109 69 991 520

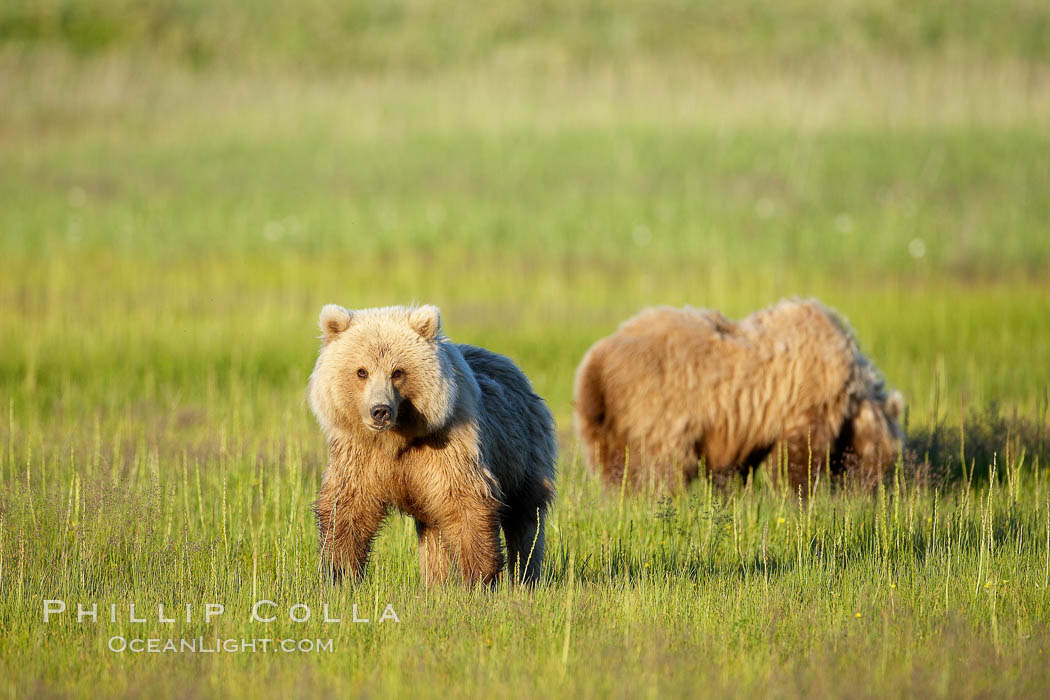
309 305 556 586
573 299 903 491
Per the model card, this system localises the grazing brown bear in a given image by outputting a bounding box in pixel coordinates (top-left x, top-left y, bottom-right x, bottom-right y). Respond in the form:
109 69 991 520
573 299 903 492
308 304 557 586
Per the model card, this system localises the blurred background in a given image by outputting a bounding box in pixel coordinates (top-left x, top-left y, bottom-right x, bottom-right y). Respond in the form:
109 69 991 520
2 0 1049 440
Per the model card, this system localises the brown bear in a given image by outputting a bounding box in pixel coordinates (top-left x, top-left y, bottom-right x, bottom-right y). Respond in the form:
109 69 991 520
573 299 903 492
308 304 557 586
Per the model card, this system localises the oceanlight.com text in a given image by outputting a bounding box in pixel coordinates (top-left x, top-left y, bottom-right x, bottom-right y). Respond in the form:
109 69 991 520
107 637 335 654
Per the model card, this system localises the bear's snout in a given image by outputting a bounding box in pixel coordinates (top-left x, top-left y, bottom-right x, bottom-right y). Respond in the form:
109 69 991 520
361 378 400 430
370 403 393 428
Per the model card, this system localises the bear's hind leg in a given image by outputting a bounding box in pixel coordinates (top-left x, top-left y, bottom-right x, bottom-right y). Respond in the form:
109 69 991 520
504 509 546 586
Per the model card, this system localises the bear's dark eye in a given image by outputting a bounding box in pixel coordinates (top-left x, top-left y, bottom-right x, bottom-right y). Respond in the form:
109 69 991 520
391 369 404 380
356 368 368 379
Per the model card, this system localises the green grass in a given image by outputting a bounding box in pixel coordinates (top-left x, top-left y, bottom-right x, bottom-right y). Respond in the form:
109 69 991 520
3 0 1050 697
3 415 1050 697
4 0 1050 70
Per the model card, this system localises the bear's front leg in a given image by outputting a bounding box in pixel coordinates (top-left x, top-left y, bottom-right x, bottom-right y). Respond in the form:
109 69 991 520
443 499 504 587
415 520 452 587
315 477 387 583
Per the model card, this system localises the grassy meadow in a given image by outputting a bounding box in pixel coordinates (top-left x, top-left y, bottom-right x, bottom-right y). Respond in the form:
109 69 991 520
2 1 1050 697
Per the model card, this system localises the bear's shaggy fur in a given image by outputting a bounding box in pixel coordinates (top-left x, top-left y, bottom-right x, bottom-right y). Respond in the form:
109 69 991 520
573 299 903 491
309 304 557 586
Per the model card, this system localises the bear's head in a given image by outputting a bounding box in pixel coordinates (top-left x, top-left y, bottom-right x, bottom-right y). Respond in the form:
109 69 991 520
308 304 460 437
848 390 905 478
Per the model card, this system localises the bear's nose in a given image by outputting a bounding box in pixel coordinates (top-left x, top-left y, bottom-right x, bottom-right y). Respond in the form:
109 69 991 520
370 404 392 424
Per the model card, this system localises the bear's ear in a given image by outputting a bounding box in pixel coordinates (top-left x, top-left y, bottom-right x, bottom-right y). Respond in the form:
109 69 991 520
319 304 353 344
885 391 904 421
409 305 442 341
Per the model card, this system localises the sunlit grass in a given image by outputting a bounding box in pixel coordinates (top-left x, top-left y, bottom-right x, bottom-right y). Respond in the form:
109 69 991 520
2 414 1049 697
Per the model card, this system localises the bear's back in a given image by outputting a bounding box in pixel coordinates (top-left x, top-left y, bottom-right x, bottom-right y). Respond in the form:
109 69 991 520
457 345 535 398
591 300 859 438
455 344 557 489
